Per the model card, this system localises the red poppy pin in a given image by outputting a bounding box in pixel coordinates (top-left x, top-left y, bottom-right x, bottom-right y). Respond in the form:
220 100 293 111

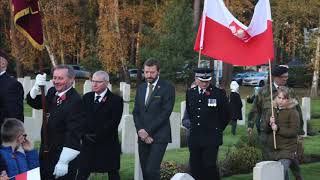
205 91 211 96
56 94 67 106
102 96 107 103
60 94 66 101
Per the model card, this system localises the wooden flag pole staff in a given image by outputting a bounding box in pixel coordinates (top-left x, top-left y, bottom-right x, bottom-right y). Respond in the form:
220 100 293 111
198 49 202 67
38 55 49 153
268 59 277 149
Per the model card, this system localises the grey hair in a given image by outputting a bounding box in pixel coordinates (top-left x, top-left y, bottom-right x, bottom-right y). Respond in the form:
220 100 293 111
93 70 109 81
1 118 25 143
52 65 76 78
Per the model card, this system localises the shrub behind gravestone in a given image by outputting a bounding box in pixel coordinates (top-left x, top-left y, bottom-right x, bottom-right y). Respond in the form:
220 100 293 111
235 133 261 149
160 161 187 180
220 145 262 176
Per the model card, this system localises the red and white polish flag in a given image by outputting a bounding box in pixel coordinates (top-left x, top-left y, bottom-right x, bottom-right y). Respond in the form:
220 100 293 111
15 167 41 180
194 0 274 66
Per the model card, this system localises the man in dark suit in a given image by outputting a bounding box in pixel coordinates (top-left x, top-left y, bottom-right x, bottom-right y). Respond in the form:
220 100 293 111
27 65 84 180
77 71 123 180
133 58 175 180
186 68 230 180
0 50 24 126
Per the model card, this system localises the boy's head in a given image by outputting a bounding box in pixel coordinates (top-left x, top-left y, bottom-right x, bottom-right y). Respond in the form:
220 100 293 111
1 118 26 144
275 86 290 108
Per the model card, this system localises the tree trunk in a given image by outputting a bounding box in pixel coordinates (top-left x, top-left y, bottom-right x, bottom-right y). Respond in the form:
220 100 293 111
310 32 320 98
193 0 201 29
129 19 136 65
135 0 144 85
45 44 57 67
113 0 130 83
221 62 233 89
9 0 22 77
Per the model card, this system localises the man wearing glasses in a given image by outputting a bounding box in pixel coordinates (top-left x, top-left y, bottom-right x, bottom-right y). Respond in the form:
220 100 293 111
186 68 230 180
77 71 123 180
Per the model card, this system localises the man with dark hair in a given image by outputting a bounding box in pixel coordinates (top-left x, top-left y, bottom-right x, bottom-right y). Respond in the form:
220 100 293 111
247 65 304 180
0 50 24 131
186 68 229 180
77 71 123 180
133 58 175 180
27 65 85 180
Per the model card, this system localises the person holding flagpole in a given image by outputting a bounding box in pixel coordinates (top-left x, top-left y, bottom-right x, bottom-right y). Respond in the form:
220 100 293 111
247 65 304 180
27 65 85 180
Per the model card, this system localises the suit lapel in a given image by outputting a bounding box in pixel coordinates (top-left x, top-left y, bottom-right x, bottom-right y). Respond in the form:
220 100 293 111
94 89 111 112
141 83 147 107
145 80 161 108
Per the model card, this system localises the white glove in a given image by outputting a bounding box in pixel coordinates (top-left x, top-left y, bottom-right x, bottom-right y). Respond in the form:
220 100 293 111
30 73 46 99
53 147 80 179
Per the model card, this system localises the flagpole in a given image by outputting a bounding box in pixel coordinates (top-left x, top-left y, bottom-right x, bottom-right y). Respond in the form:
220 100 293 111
268 59 277 149
198 49 202 67
198 0 207 67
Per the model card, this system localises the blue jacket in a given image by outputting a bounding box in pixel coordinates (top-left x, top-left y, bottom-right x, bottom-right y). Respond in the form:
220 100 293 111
0 146 39 178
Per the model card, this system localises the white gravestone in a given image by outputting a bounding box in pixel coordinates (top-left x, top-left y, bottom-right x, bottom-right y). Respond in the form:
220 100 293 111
107 83 112 91
253 161 284 180
23 76 32 98
24 109 43 142
171 173 194 180
167 112 181 149
120 82 126 92
237 99 246 125
119 103 130 131
122 83 131 102
302 97 311 137
302 97 311 121
121 115 136 154
134 134 143 180
83 80 92 94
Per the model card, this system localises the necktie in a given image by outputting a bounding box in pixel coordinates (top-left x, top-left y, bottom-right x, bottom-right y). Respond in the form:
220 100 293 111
146 84 154 105
56 96 62 106
95 95 101 103
200 89 204 95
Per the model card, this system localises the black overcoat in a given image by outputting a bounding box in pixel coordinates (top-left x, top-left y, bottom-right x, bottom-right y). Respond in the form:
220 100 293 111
79 89 123 172
186 85 230 147
27 87 85 179
229 91 243 120
0 72 24 124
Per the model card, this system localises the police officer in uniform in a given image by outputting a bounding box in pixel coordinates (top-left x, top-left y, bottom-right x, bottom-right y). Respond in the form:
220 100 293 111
186 68 230 180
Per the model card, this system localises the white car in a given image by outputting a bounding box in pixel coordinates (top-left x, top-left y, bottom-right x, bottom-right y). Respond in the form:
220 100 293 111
242 72 268 86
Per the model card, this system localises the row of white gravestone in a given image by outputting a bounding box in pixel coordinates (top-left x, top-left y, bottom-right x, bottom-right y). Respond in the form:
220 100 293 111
169 161 285 180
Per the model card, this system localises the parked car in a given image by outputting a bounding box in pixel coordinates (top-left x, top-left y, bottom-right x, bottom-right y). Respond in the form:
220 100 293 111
128 68 144 79
232 71 257 85
242 72 268 86
37 65 91 79
232 72 247 85
68 65 91 79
